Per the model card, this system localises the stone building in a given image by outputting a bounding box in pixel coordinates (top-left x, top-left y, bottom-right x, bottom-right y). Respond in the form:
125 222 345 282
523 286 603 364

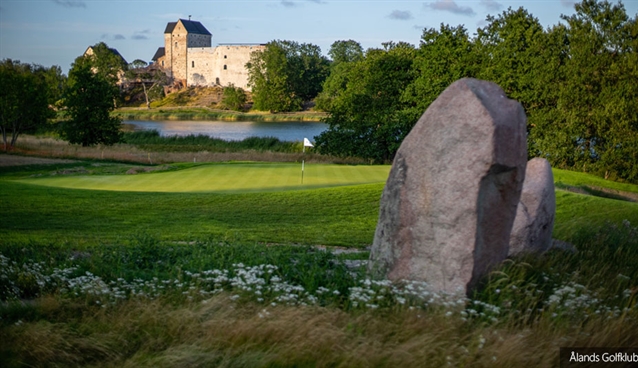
152 19 264 91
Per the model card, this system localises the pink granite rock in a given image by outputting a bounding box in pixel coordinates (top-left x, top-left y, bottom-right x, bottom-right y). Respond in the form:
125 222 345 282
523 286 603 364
368 78 527 296
509 158 555 255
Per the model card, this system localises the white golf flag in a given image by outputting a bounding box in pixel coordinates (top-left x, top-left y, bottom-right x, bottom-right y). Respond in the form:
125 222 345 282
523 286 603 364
303 138 314 147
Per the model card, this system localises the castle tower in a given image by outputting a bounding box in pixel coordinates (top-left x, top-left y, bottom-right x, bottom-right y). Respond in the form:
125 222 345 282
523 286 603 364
161 19 212 83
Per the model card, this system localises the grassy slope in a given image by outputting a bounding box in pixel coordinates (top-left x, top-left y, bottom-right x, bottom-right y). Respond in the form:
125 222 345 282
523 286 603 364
0 180 384 246
2 163 637 246
553 168 638 193
2 163 638 367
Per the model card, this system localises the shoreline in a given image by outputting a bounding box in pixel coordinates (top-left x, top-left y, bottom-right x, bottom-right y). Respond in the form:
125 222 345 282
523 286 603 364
112 107 326 122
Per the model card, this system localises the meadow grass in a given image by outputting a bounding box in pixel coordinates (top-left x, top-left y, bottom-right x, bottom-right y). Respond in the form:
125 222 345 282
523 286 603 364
2 159 638 366
11 135 365 165
1 223 637 367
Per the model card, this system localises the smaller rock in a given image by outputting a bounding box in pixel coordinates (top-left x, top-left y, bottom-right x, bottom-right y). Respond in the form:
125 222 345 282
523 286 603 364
509 158 555 255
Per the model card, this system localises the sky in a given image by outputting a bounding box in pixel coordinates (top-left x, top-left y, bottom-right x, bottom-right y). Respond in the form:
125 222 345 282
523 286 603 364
1 0 637 74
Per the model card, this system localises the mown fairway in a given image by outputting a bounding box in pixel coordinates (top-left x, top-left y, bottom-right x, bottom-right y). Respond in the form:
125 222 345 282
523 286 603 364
1 160 637 246
1 161 391 246
12 162 391 193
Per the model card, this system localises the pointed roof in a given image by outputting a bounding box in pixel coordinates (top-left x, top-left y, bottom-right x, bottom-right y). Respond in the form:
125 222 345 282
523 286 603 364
152 47 165 61
164 19 211 36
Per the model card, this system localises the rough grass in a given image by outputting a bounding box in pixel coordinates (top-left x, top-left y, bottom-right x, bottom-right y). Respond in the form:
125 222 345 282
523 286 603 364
9 135 364 165
3 296 635 368
1 224 637 367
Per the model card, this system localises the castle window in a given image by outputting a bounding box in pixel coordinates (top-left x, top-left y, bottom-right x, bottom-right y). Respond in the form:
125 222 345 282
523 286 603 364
192 61 195 68
223 65 227 70
162 61 164 66
175 42 177 48
224 55 227 59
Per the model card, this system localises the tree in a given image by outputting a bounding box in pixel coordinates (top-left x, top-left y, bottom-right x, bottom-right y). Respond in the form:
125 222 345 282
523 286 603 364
61 57 122 146
124 60 167 109
401 24 479 124
328 40 364 66
315 40 363 111
0 59 54 150
315 42 416 162
246 40 329 112
85 42 128 85
221 84 247 111
541 0 638 182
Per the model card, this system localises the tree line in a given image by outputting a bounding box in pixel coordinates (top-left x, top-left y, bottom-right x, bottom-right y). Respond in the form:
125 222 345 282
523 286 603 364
247 0 638 183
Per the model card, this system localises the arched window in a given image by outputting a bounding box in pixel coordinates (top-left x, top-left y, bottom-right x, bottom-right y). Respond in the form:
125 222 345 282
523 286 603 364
223 65 227 70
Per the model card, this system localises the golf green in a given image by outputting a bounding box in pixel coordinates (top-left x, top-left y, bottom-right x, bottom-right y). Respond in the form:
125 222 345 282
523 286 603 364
14 162 391 193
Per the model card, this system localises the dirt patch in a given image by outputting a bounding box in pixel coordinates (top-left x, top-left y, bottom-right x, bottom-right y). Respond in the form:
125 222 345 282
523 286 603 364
0 154 77 167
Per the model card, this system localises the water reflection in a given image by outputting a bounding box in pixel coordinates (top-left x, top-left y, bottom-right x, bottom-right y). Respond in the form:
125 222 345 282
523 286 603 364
122 120 328 142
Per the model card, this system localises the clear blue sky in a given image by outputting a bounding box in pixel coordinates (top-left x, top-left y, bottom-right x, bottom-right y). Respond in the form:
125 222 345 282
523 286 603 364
1 0 637 74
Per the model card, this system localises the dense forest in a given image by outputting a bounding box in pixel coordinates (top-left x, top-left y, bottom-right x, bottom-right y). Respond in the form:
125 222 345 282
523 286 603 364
248 0 638 183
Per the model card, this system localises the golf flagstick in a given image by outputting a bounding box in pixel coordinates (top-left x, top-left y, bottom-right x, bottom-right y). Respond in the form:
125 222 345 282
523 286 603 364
302 138 313 184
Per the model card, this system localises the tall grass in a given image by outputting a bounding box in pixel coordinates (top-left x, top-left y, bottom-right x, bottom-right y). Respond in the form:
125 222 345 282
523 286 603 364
10 134 364 165
1 221 637 367
121 130 299 153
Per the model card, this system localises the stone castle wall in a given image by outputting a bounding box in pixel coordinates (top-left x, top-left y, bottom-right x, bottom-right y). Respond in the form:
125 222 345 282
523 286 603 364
159 19 262 91
186 45 265 90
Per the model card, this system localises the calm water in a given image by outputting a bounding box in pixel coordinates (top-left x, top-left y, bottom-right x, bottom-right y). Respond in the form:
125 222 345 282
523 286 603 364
123 120 328 142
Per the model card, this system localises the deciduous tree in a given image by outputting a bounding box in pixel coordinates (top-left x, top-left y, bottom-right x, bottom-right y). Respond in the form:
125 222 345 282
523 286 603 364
315 42 416 162
247 40 329 112
62 57 122 146
0 59 54 150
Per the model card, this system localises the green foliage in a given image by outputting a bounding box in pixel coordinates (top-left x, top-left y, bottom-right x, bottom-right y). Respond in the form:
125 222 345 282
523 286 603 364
62 58 122 146
221 84 247 111
328 39 364 66
316 0 638 183
402 24 479 124
315 40 364 112
542 0 638 182
247 40 329 112
315 42 417 163
0 59 55 149
84 41 128 85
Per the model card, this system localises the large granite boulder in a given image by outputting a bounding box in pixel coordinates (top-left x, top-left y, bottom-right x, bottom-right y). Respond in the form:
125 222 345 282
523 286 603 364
368 78 527 296
509 158 555 255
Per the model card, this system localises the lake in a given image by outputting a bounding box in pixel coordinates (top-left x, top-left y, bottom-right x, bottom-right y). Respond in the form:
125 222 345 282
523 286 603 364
123 120 328 142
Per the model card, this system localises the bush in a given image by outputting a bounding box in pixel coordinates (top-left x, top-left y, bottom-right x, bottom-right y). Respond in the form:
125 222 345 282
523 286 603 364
221 84 247 111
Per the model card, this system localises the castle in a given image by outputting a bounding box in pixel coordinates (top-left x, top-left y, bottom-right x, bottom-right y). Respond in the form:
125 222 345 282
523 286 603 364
151 19 265 91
